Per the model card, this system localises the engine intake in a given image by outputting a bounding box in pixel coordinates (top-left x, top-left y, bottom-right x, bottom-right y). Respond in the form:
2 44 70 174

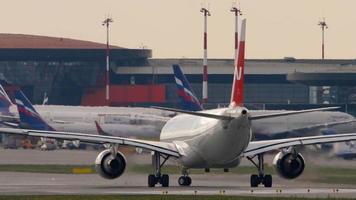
95 149 126 179
273 151 305 179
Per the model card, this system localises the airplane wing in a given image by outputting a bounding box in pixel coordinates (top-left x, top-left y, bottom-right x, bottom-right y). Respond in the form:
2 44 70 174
243 132 356 157
0 127 180 157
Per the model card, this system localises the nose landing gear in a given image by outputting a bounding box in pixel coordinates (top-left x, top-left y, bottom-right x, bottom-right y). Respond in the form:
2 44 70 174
178 168 192 186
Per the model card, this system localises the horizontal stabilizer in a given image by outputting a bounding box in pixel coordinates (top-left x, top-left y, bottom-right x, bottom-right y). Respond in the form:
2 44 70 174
244 132 356 157
1 121 19 128
249 107 340 120
151 106 233 120
0 114 19 120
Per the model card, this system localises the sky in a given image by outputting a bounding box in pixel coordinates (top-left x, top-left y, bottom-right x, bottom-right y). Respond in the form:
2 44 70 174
1 0 356 59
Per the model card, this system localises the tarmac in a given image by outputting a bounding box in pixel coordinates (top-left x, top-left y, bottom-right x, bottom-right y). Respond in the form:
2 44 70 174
0 149 356 198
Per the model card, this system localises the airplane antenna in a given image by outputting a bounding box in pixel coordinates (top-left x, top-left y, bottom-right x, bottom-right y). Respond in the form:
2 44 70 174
318 17 328 59
102 16 114 106
200 7 210 104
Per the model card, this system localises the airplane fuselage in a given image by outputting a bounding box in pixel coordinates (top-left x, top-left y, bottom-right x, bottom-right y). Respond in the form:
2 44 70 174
160 107 251 169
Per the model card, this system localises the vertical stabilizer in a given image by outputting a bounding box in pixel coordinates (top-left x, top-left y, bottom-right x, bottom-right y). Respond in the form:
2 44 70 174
173 65 203 111
0 85 13 115
15 91 54 131
230 19 246 107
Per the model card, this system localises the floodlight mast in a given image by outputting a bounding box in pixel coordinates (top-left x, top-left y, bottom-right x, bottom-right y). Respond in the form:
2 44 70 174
230 5 242 65
318 18 328 59
200 7 210 104
102 17 113 106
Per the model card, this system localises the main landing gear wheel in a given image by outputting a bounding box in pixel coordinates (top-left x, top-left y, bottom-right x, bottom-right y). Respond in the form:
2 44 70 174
247 153 273 188
148 152 170 187
250 174 272 187
148 174 156 187
250 174 259 187
148 174 169 187
161 174 169 187
178 176 192 186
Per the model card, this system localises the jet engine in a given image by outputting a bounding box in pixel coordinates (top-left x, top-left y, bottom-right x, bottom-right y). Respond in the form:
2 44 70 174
272 151 305 179
95 149 126 179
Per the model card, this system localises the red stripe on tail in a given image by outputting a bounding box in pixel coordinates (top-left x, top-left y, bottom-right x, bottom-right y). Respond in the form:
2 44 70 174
230 19 246 107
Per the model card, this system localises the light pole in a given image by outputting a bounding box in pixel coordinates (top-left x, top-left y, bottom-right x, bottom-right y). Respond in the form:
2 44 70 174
102 17 113 106
200 7 210 104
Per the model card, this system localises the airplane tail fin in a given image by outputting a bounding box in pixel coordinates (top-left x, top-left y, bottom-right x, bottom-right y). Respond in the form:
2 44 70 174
94 121 110 136
0 84 13 115
173 64 203 111
15 90 54 131
230 19 246 107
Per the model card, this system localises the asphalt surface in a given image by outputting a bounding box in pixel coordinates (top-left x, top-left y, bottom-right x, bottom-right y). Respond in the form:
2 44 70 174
0 172 356 198
0 149 356 198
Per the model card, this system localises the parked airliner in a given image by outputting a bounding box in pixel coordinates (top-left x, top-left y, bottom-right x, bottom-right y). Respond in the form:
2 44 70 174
2 19 356 188
0 88 168 137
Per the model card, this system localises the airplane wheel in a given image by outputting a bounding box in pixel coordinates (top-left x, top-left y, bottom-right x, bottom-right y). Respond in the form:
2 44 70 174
250 174 259 187
264 175 272 188
178 176 186 186
148 174 156 187
186 176 192 186
161 174 169 187
178 176 191 186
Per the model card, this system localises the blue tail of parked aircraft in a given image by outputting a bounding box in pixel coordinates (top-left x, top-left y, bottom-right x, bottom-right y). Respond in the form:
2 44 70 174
173 64 203 111
15 91 54 131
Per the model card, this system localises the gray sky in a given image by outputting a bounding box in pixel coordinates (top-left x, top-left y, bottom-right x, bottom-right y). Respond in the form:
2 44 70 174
1 0 356 59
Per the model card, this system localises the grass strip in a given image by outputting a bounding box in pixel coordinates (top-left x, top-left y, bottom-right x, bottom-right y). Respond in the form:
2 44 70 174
0 164 95 174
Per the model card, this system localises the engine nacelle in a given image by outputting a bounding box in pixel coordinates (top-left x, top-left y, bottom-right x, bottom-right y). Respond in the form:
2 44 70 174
273 151 305 179
95 149 126 179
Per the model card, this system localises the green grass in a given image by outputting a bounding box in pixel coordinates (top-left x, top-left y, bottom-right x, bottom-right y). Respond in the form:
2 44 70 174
0 164 95 174
0 195 350 200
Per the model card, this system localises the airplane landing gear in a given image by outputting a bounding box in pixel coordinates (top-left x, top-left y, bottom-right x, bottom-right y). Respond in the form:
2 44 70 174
148 152 170 187
178 168 192 186
247 153 272 187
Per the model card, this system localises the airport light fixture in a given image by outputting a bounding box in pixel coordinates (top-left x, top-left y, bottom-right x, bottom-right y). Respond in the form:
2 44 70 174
102 17 114 106
230 5 242 65
200 7 210 104
318 18 328 59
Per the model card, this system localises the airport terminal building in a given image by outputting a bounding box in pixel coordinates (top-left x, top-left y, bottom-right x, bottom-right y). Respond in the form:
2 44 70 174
0 34 356 111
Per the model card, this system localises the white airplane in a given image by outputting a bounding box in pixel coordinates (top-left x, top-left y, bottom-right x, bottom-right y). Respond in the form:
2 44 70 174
1 19 356 188
0 91 170 137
